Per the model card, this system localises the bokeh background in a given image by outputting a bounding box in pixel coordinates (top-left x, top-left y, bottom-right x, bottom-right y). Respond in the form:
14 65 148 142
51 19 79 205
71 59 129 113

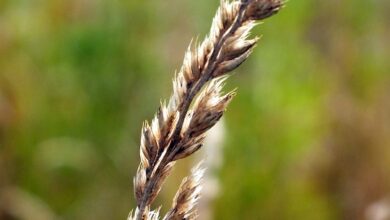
1 0 390 219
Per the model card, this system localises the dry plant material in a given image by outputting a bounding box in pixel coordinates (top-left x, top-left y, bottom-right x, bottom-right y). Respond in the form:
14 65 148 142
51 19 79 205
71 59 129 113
129 0 283 219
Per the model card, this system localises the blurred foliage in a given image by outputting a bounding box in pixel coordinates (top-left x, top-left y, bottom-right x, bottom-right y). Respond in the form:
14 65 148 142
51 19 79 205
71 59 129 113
0 0 389 219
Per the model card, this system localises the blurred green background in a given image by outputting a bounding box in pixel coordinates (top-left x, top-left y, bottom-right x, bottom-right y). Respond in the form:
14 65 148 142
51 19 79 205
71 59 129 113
0 0 389 219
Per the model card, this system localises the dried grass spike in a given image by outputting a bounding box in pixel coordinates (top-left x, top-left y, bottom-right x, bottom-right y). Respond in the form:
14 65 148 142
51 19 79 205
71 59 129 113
131 1 284 219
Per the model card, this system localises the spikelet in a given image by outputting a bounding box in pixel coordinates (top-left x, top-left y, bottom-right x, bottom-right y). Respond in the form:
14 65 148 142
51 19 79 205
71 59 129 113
168 0 240 112
163 164 205 220
132 1 283 219
128 208 161 220
147 162 176 206
174 77 235 161
135 104 179 205
245 0 283 21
